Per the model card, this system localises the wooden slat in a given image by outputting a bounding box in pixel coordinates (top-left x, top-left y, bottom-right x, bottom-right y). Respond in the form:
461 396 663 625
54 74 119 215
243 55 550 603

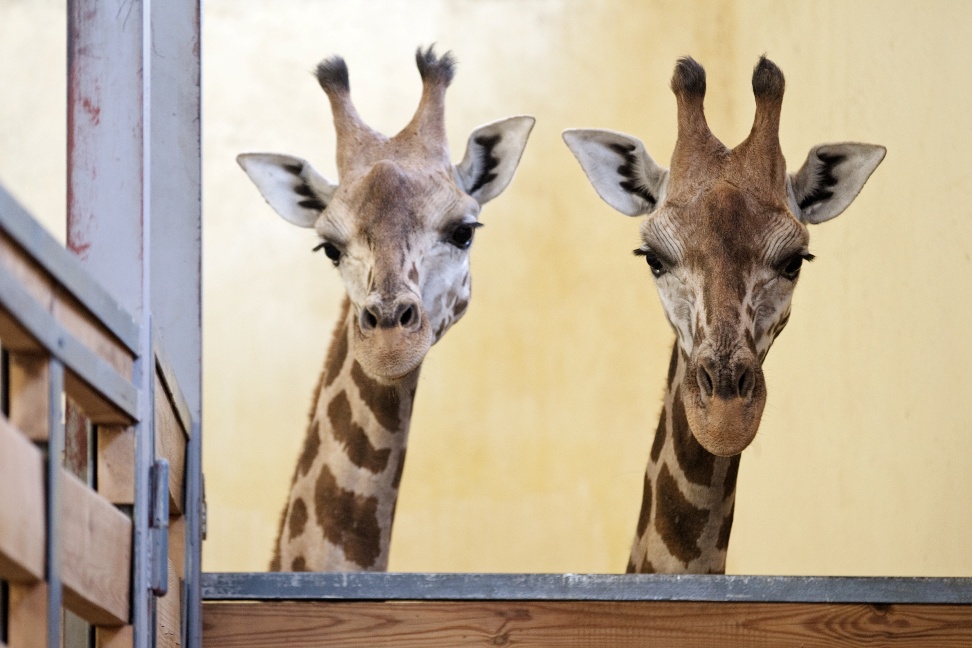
54 290 134 380
202 600 972 648
0 231 134 380
61 471 132 626
96 626 134 648
158 560 183 648
6 352 49 441
0 415 45 582
7 582 47 648
97 425 136 505
169 515 186 580
0 232 55 310
155 377 187 516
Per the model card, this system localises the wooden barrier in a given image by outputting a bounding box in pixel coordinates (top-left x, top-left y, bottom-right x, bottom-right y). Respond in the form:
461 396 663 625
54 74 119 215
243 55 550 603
1 193 195 647
203 599 972 648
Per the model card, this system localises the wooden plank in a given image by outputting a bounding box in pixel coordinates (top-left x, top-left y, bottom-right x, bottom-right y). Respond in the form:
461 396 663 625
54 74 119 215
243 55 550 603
65 370 135 427
97 425 136 505
53 290 134 381
0 232 55 311
7 582 47 648
6 352 49 441
155 377 187 516
158 560 183 648
61 470 132 626
0 231 134 380
96 626 134 648
0 415 45 582
202 600 972 648
169 515 186 580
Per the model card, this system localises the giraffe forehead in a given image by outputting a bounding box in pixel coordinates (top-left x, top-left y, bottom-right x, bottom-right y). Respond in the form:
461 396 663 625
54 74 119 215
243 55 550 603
645 182 808 269
340 160 472 235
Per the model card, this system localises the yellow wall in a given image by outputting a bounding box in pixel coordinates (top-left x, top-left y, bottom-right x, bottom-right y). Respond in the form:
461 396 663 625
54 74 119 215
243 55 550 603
3 0 971 577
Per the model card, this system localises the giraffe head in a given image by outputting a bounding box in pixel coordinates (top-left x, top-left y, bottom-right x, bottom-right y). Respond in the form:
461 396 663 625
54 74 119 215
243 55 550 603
238 47 534 380
565 56 884 457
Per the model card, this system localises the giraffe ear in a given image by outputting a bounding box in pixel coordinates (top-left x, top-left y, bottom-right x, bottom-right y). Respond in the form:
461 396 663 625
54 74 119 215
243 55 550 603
237 153 338 228
562 129 668 217
454 116 535 205
788 143 886 224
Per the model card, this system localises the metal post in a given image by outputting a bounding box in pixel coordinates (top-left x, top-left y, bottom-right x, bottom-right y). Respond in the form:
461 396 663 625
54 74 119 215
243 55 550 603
67 1 202 645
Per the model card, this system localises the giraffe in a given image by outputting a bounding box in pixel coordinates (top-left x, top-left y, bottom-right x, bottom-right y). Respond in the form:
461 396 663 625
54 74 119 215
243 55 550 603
237 47 534 571
563 56 885 573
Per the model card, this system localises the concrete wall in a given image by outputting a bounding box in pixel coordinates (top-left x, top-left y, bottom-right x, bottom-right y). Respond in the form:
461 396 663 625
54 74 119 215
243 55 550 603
3 0 971 576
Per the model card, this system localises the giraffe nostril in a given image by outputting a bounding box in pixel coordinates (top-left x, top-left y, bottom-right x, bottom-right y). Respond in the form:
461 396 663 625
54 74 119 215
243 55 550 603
697 364 714 399
399 304 415 328
737 367 755 399
361 307 379 331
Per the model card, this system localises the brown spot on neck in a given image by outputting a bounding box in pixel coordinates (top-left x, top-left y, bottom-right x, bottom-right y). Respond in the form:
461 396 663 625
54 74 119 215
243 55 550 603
323 299 351 389
314 464 382 569
654 462 708 566
327 390 392 473
295 421 321 480
671 387 716 487
350 360 406 431
288 498 308 540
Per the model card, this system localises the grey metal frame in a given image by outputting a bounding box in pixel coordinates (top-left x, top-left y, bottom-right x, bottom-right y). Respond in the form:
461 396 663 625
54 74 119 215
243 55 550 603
202 572 972 606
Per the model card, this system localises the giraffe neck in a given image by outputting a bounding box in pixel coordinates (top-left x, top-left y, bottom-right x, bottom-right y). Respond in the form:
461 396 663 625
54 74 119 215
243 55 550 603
627 342 740 574
271 297 419 571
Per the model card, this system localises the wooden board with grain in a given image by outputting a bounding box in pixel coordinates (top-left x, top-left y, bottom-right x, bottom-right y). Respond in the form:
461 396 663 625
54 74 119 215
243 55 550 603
6 352 49 441
6 582 48 648
203 600 972 648
61 471 133 626
0 415 45 582
97 425 136 505
155 376 187 516
158 560 183 648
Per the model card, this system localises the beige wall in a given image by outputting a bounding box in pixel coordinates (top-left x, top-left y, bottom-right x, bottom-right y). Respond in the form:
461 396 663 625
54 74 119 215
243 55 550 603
3 0 972 577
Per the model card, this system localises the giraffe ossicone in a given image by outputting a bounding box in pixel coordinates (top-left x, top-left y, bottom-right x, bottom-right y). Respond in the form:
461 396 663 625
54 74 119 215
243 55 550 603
564 56 885 573
239 47 534 571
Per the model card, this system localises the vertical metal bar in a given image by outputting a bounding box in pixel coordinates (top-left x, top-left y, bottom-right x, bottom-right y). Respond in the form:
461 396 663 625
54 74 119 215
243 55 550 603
184 420 202 648
46 359 65 648
67 1 155 646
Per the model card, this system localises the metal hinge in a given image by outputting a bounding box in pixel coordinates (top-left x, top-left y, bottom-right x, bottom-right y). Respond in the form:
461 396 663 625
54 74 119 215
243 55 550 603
150 459 170 596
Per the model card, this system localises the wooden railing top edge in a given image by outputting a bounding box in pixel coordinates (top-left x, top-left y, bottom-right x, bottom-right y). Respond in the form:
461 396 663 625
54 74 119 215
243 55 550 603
0 262 139 421
200 572 972 605
154 328 193 436
0 183 139 354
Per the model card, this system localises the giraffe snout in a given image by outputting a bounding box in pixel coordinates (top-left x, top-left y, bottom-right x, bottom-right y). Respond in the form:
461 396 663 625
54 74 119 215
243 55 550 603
696 354 758 403
359 294 424 333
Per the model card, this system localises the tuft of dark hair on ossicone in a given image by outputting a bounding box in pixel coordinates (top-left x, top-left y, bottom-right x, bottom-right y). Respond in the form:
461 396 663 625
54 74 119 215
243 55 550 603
415 45 456 86
671 56 707 97
315 56 350 94
752 55 785 100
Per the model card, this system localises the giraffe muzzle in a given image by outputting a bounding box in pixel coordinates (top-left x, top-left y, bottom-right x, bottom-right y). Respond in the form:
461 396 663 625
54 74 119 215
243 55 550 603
353 293 432 380
684 349 766 456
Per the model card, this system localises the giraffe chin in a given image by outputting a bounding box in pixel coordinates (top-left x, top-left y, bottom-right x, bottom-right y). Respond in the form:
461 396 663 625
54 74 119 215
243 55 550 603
352 321 432 381
683 390 767 457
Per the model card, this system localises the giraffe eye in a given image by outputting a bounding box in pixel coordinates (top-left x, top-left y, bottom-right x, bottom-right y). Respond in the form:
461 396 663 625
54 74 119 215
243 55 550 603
313 241 342 266
781 252 814 280
633 248 667 278
447 222 483 249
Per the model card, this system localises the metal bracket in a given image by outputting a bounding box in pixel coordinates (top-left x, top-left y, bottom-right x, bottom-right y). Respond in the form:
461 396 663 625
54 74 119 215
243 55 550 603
150 459 170 596
200 473 207 541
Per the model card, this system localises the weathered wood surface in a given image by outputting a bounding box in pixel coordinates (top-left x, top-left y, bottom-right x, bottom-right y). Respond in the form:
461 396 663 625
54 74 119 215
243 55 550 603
156 375 187 516
0 231 134 379
0 415 45 582
203 600 972 647
7 582 48 648
61 470 133 626
158 559 183 648
5 352 49 441
96 625 134 648
97 425 136 505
